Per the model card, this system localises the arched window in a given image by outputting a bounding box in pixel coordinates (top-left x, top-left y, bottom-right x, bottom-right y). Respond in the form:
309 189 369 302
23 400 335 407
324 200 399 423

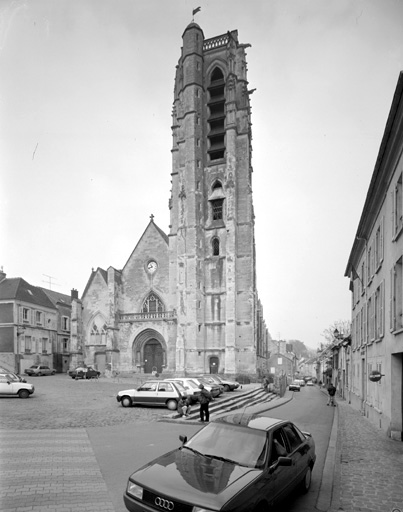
207 67 225 161
90 319 107 345
212 237 220 256
209 180 225 221
142 293 164 314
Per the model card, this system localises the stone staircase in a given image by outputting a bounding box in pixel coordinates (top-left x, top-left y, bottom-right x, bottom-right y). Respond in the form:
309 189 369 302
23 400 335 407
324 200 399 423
171 386 278 421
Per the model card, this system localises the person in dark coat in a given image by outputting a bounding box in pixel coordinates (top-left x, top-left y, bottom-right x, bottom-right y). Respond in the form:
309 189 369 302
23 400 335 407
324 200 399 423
198 384 212 422
327 383 336 406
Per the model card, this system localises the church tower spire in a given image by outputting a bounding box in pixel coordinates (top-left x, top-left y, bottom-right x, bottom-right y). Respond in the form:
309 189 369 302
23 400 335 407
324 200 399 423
169 23 257 376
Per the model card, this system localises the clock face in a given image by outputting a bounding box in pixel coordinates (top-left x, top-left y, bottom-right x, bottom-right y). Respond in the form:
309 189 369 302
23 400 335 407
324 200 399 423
147 261 157 273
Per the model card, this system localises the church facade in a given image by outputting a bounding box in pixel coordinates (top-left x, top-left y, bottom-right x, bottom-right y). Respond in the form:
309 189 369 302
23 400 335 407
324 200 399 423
71 23 269 378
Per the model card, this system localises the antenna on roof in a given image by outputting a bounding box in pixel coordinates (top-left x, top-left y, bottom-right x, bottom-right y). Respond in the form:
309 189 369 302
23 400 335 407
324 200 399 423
42 274 60 290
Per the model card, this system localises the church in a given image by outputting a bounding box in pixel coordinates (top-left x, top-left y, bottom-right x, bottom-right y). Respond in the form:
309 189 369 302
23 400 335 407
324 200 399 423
70 22 269 378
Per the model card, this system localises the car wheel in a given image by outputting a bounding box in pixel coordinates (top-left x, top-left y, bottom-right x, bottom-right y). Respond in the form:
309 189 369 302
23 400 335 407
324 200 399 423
121 396 132 407
166 399 178 411
224 385 230 392
301 466 312 493
18 389 30 399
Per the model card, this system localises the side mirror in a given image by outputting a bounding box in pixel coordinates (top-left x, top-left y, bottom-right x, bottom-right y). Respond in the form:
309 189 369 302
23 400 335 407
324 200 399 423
179 435 187 444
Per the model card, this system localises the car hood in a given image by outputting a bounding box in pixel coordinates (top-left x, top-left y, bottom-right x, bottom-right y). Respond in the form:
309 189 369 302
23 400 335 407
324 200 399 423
117 388 136 396
130 448 261 508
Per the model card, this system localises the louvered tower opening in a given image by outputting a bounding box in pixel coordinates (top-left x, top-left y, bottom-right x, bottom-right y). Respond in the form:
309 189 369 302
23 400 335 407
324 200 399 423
207 67 225 161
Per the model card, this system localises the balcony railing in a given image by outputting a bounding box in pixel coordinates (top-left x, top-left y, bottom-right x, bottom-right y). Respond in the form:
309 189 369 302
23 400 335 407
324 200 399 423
119 311 176 323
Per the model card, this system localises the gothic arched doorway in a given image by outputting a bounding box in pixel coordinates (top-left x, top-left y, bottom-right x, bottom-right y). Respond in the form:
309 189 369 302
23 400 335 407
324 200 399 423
144 339 163 374
132 328 167 374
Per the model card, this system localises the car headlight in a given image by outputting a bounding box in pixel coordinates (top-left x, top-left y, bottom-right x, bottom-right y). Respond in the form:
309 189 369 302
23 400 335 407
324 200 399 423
127 481 143 499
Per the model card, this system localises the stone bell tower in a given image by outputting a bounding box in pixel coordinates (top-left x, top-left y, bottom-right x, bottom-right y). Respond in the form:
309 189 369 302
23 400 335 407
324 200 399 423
168 23 257 377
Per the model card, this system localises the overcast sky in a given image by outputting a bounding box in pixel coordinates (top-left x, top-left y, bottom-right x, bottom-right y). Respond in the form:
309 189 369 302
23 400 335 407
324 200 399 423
1 0 403 349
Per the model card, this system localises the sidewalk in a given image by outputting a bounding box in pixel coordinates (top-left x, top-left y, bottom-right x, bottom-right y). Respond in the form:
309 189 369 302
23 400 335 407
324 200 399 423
328 395 403 512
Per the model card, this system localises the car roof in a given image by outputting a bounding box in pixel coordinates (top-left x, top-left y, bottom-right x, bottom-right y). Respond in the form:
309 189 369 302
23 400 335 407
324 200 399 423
214 413 286 431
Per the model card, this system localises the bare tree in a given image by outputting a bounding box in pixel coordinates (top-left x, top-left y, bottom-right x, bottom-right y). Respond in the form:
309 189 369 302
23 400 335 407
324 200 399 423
321 320 351 344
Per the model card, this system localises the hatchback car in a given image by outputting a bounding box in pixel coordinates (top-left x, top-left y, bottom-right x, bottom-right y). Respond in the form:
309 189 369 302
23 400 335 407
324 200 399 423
123 413 316 512
289 381 301 392
68 366 100 379
24 365 55 376
0 373 35 398
201 374 240 392
117 380 187 410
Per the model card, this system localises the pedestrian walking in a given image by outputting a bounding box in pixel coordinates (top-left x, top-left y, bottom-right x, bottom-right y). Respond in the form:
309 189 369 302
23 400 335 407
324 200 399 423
327 383 336 406
198 384 212 422
262 376 269 391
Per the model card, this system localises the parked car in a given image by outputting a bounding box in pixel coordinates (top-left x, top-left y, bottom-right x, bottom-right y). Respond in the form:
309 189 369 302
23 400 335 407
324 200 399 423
298 379 306 387
0 373 35 398
306 380 314 386
201 374 240 392
123 413 316 512
68 366 100 379
117 380 187 410
163 378 201 400
0 369 26 382
289 381 301 392
24 365 55 376
168 377 222 398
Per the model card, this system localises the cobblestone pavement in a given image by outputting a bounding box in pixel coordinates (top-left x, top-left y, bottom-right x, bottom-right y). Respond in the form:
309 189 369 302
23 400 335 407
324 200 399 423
0 374 258 512
0 373 170 429
330 396 403 512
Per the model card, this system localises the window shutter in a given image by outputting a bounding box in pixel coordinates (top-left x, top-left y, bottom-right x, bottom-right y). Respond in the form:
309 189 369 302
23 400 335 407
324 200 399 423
390 267 394 331
380 217 384 263
380 280 384 337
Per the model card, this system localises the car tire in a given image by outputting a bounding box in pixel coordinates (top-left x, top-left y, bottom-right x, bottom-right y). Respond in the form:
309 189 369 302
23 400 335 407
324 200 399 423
121 396 132 407
18 389 30 399
300 466 312 493
224 385 230 392
166 399 178 411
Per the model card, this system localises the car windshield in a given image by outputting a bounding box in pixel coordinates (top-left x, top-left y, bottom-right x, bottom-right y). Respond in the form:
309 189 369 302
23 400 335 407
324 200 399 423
29 366 37 369
184 422 268 469
5 373 19 382
173 382 186 393
182 380 199 389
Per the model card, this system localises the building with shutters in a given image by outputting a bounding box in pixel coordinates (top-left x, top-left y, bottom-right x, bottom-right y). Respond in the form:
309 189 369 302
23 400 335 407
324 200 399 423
345 72 403 440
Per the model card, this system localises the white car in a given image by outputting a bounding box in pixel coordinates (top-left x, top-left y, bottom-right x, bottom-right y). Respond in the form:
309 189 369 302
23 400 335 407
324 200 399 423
167 377 221 397
0 373 35 399
116 380 187 410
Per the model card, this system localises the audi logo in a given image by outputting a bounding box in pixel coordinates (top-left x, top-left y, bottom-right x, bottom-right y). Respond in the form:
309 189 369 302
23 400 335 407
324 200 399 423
155 497 174 510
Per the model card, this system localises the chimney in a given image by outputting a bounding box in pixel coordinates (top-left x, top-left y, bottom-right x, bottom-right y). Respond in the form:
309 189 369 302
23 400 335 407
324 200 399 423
71 288 79 300
0 267 6 283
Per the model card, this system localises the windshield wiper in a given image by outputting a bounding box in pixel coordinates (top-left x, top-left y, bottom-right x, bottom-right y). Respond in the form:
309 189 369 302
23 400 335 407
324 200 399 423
204 454 246 466
181 446 205 457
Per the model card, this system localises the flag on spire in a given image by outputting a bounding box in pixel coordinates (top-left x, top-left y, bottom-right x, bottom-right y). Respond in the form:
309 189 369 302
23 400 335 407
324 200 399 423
192 6 201 16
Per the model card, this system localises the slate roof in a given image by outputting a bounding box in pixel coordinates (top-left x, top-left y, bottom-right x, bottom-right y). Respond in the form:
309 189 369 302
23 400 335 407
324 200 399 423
0 278 56 310
39 288 72 307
